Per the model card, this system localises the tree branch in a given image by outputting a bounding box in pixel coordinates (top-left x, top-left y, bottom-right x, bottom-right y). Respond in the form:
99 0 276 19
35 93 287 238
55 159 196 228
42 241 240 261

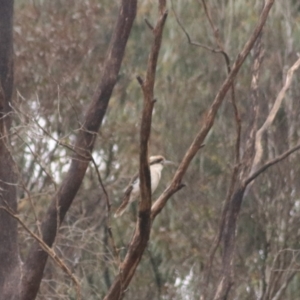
0 206 81 300
250 56 300 175
151 0 275 221
245 142 300 186
104 2 167 299
171 0 223 54
20 1 137 299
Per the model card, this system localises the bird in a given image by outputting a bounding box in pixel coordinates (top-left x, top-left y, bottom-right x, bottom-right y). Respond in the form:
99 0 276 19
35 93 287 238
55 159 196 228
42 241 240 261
114 155 174 217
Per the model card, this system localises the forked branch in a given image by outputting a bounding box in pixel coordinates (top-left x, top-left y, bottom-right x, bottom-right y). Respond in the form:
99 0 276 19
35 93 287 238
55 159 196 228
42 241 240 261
151 0 276 221
104 2 168 299
251 56 300 175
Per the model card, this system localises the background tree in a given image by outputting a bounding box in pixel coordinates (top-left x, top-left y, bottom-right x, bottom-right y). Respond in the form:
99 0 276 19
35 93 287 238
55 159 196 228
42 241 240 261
0 0 20 298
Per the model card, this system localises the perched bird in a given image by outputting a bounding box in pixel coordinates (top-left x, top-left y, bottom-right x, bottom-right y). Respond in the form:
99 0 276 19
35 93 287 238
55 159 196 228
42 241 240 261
114 155 174 217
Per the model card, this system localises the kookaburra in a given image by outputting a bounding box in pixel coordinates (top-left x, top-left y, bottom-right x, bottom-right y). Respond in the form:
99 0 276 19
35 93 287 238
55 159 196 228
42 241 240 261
114 155 173 217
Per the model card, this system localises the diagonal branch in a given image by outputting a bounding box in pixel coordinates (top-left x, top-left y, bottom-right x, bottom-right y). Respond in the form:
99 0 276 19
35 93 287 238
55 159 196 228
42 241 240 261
171 0 223 54
251 56 300 175
245 142 300 186
0 206 81 300
151 0 275 221
20 1 137 299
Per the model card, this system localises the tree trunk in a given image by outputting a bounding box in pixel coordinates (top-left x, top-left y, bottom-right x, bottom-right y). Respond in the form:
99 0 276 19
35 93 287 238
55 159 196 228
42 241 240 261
0 1 21 299
19 1 137 299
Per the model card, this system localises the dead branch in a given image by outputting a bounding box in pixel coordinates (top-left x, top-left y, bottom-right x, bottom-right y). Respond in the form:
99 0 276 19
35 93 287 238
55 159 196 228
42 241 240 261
90 156 120 268
213 54 300 300
245 142 300 186
0 206 81 300
271 271 297 300
201 3 248 285
200 0 241 169
200 0 231 70
151 0 275 221
171 0 223 54
200 0 222 48
251 56 300 175
104 2 167 299
16 132 57 190
212 16 268 300
211 9 300 299
205 163 240 286
144 18 154 31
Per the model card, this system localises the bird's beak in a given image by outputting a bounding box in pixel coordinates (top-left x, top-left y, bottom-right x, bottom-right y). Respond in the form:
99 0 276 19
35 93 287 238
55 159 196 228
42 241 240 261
164 160 176 166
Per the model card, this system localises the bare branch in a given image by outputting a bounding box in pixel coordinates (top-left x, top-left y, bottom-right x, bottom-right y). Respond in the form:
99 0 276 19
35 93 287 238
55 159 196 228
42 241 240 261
251 56 300 175
204 163 240 286
212 24 267 300
171 0 222 53
151 0 275 221
90 156 110 214
144 18 154 31
90 156 120 261
272 271 297 300
245 142 300 186
16 132 57 191
21 1 138 299
200 0 223 49
136 75 144 87
199 0 241 167
104 2 168 299
198 8 241 287
0 206 81 300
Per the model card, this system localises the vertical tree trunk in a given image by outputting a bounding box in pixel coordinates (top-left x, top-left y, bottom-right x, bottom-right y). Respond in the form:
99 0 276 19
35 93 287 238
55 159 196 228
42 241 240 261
0 1 21 299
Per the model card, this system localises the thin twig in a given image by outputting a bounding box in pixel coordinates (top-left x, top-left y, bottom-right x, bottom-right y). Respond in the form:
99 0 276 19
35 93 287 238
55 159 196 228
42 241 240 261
0 205 81 300
171 0 223 53
245 143 300 186
200 0 231 70
144 18 154 31
90 156 120 266
16 133 57 190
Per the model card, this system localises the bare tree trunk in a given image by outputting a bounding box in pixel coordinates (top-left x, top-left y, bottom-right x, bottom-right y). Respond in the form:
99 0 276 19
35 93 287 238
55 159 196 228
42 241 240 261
212 2 275 299
0 0 14 113
0 1 21 299
18 1 137 299
213 186 246 300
